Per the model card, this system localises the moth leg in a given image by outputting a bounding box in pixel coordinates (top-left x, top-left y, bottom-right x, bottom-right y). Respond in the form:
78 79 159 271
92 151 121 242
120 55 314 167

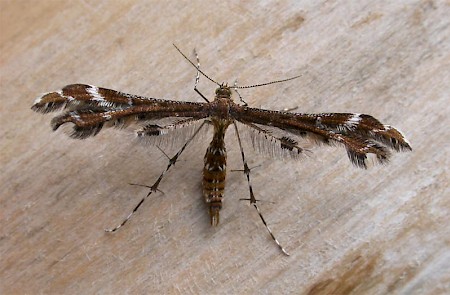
189 48 210 103
231 164 265 203
193 48 201 90
232 80 248 106
105 121 207 232
233 122 289 256
173 44 215 102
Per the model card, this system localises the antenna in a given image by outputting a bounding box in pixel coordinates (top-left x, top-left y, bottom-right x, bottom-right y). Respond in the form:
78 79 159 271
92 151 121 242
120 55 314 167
234 74 302 89
173 44 220 86
173 44 302 90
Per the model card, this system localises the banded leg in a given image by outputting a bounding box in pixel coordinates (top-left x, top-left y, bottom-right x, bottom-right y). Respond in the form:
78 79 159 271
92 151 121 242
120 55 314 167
192 48 210 103
105 121 207 232
233 122 290 256
172 44 209 103
193 48 201 91
233 80 248 106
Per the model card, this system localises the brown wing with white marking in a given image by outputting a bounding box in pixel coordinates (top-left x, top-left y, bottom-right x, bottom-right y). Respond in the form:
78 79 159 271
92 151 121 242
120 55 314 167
32 84 209 139
232 105 411 168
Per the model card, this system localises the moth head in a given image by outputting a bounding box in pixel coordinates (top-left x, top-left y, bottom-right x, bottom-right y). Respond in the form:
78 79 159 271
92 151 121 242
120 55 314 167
215 84 232 99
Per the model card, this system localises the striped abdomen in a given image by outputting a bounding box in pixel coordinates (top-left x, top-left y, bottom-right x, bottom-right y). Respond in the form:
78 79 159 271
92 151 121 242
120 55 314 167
203 119 230 226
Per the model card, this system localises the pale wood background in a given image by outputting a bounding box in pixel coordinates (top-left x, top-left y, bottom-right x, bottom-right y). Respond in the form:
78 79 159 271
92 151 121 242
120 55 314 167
1 1 449 294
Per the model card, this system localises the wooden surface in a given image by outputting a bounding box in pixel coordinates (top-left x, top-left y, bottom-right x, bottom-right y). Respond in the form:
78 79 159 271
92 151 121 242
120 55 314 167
1 1 449 294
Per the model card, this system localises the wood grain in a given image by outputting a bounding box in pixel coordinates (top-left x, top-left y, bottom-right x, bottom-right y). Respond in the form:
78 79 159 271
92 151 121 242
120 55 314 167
1 0 449 294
